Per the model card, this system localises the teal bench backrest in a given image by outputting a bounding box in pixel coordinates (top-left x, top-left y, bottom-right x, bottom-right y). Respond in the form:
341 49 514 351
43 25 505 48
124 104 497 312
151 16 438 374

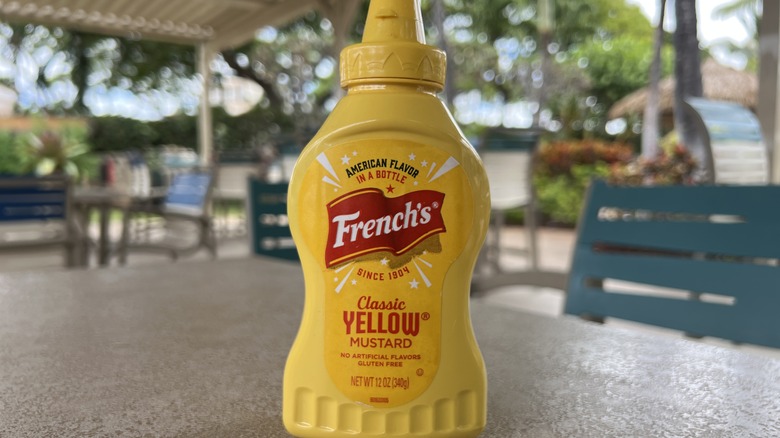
247 179 298 261
564 180 780 348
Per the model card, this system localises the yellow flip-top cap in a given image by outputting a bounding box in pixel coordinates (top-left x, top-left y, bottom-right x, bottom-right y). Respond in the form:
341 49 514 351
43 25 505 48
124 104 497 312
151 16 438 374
340 0 446 89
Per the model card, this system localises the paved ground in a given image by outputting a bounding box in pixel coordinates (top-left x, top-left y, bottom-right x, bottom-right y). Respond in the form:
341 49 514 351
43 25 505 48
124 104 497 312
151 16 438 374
2 224 779 360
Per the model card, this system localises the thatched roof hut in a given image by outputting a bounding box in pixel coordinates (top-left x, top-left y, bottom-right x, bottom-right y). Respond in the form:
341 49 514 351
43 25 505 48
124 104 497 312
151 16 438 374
608 59 758 119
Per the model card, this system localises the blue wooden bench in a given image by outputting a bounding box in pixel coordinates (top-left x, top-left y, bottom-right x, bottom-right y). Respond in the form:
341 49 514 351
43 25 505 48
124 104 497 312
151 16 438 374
564 180 780 349
0 175 80 267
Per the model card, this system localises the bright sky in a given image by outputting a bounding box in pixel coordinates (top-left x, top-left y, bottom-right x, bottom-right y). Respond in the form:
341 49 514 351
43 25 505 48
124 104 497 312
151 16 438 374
626 0 753 68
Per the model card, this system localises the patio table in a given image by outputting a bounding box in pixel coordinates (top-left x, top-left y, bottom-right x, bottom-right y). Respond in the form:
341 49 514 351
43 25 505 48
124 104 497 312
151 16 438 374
1 257 779 437
73 186 165 266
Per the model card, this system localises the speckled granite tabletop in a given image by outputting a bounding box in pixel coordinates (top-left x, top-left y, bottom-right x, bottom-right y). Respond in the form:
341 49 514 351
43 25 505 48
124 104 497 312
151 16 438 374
1 258 779 437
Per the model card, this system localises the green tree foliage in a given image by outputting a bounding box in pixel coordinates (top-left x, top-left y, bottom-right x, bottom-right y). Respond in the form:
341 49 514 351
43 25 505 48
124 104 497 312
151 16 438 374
437 0 654 138
1 15 327 146
574 36 671 107
211 105 295 152
87 105 294 154
87 116 157 153
1 24 76 114
711 0 761 71
221 11 341 136
85 37 195 96
713 0 761 38
0 23 196 115
148 114 198 150
561 36 673 138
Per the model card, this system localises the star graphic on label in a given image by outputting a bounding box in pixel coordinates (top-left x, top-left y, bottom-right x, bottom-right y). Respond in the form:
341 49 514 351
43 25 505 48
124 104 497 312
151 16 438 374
351 279 357 285
334 277 339 282
409 279 420 289
341 154 351 165
408 153 416 161
386 184 395 193
421 160 428 167
414 181 419 186
380 258 389 266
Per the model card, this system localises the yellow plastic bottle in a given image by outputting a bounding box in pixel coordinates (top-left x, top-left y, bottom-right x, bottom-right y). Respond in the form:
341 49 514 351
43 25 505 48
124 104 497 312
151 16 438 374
284 0 490 436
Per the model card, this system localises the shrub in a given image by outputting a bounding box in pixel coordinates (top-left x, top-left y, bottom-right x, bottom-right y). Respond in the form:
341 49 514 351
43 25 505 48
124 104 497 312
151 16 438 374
529 140 698 226
88 116 157 153
86 105 297 157
534 162 613 225
0 131 23 175
150 114 197 150
213 105 295 152
0 125 100 179
533 139 633 226
535 138 634 177
17 127 100 180
609 144 697 186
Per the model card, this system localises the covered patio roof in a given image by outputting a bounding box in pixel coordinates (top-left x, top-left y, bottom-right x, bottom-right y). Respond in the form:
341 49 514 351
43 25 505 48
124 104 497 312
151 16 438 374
0 0 326 49
2 0 362 164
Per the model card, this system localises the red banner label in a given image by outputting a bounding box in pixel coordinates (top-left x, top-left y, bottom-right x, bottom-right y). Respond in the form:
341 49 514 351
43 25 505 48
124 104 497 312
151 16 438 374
325 188 446 267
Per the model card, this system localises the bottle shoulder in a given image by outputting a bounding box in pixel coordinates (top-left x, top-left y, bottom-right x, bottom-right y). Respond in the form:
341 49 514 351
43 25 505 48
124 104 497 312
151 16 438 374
289 91 489 206
306 94 472 154
328 92 455 126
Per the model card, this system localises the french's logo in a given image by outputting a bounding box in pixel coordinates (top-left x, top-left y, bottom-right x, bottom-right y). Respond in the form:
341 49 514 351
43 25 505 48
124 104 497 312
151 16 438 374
325 189 446 267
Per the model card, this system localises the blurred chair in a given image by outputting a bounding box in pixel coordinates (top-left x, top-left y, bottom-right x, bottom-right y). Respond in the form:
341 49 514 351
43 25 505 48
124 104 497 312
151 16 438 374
684 98 769 184
247 178 298 261
479 128 539 272
120 168 217 263
472 128 566 293
0 175 81 267
213 151 256 239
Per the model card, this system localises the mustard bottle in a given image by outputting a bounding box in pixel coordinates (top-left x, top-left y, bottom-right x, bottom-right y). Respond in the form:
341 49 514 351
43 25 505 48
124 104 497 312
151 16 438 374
283 0 490 436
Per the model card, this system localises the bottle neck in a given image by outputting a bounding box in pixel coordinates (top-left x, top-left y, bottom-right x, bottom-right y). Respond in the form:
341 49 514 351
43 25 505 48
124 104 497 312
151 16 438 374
344 79 442 96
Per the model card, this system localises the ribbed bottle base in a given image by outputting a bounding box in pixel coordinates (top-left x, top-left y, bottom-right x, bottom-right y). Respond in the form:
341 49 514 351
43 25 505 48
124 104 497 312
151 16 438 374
287 387 483 437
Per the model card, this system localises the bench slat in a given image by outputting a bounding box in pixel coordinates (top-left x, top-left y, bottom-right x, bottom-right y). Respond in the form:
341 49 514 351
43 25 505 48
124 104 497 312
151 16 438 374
578 183 780 259
570 249 780 300
580 183 780 221
569 286 780 346
583 221 780 260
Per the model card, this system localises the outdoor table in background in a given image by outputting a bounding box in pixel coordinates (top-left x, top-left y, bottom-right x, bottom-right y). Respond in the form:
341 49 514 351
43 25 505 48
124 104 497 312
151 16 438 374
0 257 779 436
73 186 165 266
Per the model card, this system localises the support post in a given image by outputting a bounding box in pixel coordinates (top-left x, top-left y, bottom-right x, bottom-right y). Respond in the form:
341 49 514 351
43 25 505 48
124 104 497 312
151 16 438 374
758 0 780 181
197 42 215 166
